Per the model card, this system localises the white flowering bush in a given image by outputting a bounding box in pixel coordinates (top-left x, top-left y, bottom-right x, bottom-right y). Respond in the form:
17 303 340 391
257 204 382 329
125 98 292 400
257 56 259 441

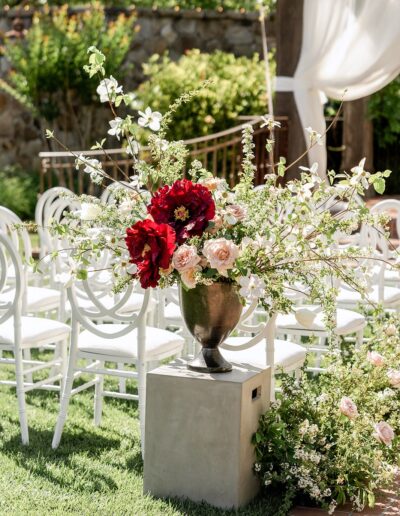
253 311 400 514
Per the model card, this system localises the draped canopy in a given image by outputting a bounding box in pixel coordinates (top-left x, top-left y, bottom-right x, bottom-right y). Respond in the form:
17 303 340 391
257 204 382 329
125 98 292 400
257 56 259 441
275 0 400 177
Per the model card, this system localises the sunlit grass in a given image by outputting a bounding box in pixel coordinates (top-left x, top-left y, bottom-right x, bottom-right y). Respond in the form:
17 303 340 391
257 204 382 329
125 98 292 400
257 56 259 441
0 354 283 515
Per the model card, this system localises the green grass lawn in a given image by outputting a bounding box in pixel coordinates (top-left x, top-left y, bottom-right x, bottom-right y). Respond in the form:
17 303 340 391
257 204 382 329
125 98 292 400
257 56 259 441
0 358 283 516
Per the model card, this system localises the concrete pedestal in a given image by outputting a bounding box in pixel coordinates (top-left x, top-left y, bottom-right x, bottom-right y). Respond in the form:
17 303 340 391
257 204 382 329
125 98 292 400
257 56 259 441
143 359 270 509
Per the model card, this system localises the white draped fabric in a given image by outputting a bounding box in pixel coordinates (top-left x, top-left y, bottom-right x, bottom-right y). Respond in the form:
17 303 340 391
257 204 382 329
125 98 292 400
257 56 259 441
275 0 400 177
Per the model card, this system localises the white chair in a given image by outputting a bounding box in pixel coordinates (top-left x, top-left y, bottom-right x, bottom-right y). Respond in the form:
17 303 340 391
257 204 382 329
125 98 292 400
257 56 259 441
336 221 400 311
370 199 400 286
220 303 306 399
52 263 185 453
0 231 70 444
0 206 62 316
35 186 76 262
276 305 366 372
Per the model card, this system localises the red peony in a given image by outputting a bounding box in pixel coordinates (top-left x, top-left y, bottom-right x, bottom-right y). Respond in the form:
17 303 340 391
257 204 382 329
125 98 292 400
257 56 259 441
125 219 176 288
148 179 215 244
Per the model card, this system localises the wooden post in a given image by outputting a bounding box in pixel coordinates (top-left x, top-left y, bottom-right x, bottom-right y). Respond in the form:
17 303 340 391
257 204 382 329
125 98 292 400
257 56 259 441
274 0 308 179
341 97 374 172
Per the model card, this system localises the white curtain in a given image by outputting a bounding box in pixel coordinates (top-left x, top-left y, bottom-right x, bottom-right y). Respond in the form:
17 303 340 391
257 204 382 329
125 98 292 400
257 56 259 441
275 0 400 177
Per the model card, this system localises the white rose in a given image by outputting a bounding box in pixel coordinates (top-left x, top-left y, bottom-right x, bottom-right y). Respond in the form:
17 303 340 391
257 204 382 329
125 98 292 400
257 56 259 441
80 203 102 221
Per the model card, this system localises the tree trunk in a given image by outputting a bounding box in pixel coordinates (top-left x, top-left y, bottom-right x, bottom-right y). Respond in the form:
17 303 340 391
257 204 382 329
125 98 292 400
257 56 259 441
341 97 374 172
341 97 374 197
274 0 308 179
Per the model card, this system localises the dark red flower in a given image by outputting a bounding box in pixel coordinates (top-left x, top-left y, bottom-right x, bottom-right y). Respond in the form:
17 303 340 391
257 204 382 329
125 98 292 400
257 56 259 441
148 179 215 244
125 219 176 288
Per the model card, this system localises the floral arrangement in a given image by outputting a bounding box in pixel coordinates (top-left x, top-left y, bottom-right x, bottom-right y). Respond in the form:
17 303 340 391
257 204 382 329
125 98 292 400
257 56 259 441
46 47 395 318
254 309 400 514
42 47 400 514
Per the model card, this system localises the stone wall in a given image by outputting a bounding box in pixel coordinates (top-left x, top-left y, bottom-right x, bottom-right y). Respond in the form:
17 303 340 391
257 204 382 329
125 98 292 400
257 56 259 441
0 7 275 170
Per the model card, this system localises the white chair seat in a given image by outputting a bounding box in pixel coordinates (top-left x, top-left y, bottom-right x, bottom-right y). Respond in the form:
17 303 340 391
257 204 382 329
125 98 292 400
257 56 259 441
337 285 400 306
384 268 399 284
78 324 185 361
222 337 306 372
276 307 365 335
0 286 61 313
0 316 70 348
164 302 182 321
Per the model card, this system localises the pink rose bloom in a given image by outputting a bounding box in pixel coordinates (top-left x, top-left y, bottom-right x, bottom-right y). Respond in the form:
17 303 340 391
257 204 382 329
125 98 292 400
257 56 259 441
207 213 224 235
226 204 247 222
181 266 200 289
387 369 400 389
385 323 397 336
367 351 385 367
172 244 201 272
373 421 395 446
339 396 358 419
202 238 240 277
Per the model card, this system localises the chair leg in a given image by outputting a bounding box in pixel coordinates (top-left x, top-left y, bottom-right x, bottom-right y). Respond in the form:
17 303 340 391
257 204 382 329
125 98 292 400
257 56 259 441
52 339 78 450
118 362 126 393
355 328 364 349
315 336 326 370
14 348 29 445
295 368 302 381
23 348 33 384
94 362 104 427
60 340 68 394
137 360 148 457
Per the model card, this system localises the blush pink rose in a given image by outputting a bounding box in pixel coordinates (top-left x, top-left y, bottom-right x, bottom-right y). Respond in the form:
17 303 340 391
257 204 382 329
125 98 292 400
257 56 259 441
367 351 385 367
172 244 201 272
373 421 395 446
339 396 358 419
387 369 400 389
207 213 224 234
202 238 240 277
180 266 200 289
226 204 247 222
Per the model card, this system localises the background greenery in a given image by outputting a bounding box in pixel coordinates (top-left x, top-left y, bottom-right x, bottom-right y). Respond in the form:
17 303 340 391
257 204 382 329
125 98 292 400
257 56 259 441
0 165 39 220
0 1 277 11
2 4 136 148
137 49 272 141
369 77 400 194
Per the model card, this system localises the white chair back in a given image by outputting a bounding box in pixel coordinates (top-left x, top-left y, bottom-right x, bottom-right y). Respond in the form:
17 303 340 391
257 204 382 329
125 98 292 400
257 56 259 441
370 199 400 256
0 230 23 325
0 206 32 263
68 254 150 340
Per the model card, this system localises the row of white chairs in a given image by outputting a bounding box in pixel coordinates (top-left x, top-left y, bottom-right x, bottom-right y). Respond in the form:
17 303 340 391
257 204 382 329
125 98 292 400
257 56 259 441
1 186 400 452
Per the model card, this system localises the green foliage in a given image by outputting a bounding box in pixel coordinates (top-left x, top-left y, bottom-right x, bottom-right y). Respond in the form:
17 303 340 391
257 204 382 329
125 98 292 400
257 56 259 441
136 49 272 140
0 165 39 220
254 312 400 514
368 76 400 149
2 4 135 124
1 1 277 12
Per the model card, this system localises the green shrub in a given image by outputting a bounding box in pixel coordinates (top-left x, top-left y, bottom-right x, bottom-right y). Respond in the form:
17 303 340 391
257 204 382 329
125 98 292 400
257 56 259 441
136 49 273 140
369 76 400 149
1 3 136 148
0 1 277 12
0 166 39 220
254 311 400 514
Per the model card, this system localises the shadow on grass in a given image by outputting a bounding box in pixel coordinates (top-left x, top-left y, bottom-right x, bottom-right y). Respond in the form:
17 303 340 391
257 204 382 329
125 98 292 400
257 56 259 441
159 490 286 516
1 426 142 491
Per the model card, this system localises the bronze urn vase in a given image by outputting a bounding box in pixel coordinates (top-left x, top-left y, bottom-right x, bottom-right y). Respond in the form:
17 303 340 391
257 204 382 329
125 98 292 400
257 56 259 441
179 282 243 373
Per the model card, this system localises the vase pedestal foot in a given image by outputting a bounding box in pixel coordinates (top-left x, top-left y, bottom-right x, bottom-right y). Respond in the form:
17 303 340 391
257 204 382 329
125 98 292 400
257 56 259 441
187 347 232 373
